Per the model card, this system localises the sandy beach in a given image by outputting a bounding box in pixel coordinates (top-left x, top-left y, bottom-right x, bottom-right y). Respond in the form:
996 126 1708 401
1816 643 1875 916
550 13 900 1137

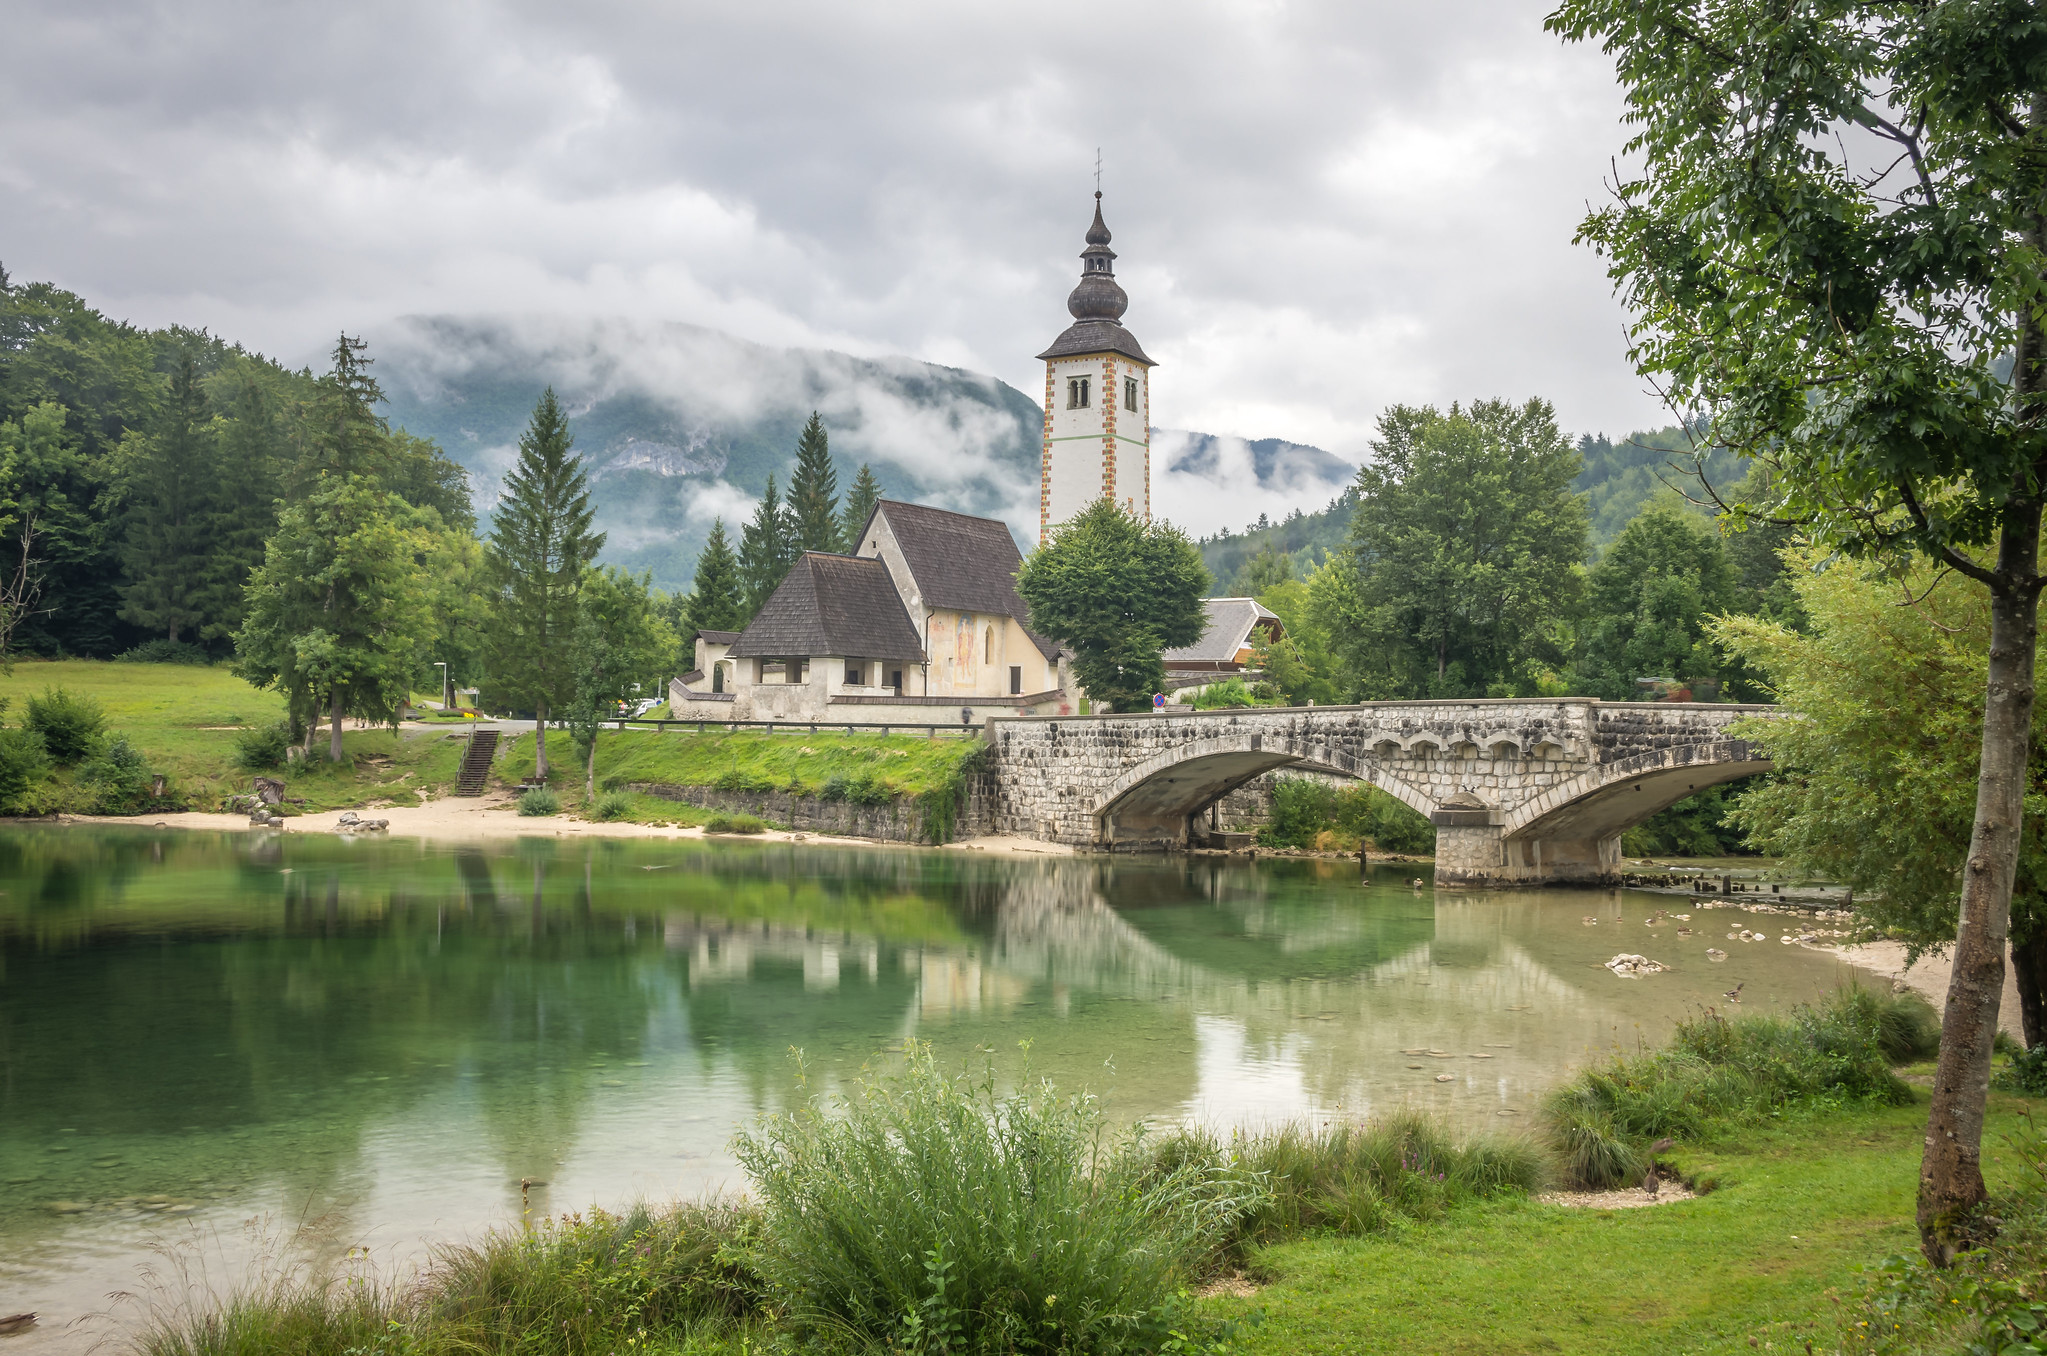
1818 938 2027 1040
54 795 1077 856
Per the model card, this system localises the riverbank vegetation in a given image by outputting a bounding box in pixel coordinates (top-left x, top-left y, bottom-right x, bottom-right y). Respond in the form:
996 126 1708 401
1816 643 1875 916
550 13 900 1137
1255 776 1433 854
133 988 2045 1356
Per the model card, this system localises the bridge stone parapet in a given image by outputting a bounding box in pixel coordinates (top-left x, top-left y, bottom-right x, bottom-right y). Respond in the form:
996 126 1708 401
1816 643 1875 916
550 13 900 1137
982 699 1777 886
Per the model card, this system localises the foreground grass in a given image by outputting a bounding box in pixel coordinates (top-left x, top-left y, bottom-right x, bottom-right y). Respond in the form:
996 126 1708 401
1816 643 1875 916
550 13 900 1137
1211 1095 2047 1355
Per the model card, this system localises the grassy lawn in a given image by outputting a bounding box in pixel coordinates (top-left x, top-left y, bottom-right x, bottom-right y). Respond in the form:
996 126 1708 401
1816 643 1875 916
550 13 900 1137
0 659 466 812
497 726 985 804
1209 1090 2040 1355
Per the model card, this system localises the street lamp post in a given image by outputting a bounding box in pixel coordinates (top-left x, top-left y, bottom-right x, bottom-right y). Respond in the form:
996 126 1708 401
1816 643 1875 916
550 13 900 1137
434 662 452 711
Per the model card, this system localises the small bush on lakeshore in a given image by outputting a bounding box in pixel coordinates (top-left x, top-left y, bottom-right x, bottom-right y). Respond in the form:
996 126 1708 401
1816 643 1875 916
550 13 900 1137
80 735 165 813
233 721 293 770
704 813 765 834
588 789 635 821
1541 985 1930 1187
25 686 107 764
423 1202 767 1349
517 787 561 817
0 713 50 814
733 1047 1253 1354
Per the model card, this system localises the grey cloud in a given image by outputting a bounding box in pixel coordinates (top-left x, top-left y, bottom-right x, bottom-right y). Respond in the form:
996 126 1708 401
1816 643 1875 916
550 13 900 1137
3 0 1666 506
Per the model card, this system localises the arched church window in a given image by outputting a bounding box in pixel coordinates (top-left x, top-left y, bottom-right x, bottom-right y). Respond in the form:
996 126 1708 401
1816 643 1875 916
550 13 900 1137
1124 376 1138 408
1067 376 1090 409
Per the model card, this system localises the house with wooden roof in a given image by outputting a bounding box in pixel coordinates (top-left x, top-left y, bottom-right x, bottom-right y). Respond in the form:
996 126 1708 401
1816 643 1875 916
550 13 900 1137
669 500 1075 723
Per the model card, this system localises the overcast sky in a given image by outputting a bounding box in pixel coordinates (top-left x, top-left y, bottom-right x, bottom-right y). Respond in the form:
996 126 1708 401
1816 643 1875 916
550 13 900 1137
2 0 1662 464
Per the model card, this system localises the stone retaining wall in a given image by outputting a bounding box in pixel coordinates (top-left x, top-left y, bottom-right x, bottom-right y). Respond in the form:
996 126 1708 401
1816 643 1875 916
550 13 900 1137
627 781 993 845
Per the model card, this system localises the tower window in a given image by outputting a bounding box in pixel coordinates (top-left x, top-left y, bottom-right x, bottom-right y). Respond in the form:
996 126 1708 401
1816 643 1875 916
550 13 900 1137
1124 376 1138 408
1067 376 1091 409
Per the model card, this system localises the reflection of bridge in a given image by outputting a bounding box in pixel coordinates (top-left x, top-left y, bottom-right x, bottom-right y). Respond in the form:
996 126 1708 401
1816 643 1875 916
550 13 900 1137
983 700 1775 885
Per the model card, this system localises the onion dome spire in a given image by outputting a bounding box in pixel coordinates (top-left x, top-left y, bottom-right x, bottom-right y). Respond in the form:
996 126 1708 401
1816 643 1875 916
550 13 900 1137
1067 191 1128 322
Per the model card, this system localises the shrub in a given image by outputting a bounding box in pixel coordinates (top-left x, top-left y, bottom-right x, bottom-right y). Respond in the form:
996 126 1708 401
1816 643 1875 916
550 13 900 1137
821 772 893 805
733 1048 1250 1354
1260 776 1434 853
589 789 635 821
705 813 765 834
517 787 561 817
1997 1042 2047 1096
24 687 107 764
117 639 212 665
712 768 776 793
1216 1111 1544 1241
233 721 292 770
81 736 164 814
423 1202 766 1348
1188 678 1261 709
1541 985 1921 1187
0 723 50 814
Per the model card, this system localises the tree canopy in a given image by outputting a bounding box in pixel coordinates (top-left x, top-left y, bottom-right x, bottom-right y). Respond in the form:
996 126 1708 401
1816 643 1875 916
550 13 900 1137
1548 0 2047 1258
1313 399 1587 699
1016 499 1209 713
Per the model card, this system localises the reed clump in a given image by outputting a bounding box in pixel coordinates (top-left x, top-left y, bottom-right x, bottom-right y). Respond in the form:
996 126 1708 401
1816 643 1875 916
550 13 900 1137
1542 984 1938 1188
733 1046 1252 1354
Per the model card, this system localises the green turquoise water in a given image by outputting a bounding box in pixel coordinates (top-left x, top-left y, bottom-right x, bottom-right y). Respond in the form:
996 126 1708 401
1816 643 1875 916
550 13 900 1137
0 827 1872 1349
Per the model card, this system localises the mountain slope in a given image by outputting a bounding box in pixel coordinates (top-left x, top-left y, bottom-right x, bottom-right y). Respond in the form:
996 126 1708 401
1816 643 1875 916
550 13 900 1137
373 316 1046 591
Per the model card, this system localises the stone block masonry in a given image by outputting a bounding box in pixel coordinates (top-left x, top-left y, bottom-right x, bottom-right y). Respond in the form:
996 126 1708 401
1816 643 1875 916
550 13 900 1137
979 700 1777 886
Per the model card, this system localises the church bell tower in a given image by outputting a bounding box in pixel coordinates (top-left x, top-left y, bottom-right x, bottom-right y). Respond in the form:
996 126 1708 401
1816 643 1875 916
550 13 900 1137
1037 192 1154 542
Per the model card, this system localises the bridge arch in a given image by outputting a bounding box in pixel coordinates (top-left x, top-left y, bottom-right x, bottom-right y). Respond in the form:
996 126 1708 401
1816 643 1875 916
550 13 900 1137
1501 739 1771 841
1092 734 1434 844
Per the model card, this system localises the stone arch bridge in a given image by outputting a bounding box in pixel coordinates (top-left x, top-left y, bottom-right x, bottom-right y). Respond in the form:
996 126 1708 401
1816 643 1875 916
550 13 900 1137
981 700 1776 886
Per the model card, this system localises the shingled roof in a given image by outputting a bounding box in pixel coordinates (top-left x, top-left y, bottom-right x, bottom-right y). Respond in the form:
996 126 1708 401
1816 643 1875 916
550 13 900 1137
864 501 1061 661
727 553 927 661
1163 598 1284 665
1036 318 1153 365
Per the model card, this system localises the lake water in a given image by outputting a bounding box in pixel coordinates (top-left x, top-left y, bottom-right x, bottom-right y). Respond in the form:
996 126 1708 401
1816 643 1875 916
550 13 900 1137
0 827 1874 1349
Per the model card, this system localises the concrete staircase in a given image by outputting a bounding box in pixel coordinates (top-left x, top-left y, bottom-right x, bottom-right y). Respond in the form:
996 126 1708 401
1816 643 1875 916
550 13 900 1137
454 730 499 796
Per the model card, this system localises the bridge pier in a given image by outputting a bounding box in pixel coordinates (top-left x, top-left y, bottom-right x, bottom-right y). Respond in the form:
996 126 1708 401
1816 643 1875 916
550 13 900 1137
1432 822 1624 887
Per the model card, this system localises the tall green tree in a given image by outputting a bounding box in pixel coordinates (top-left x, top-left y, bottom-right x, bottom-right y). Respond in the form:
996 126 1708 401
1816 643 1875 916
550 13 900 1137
839 462 883 549
234 478 435 761
1315 399 1587 699
685 519 745 635
116 352 214 644
786 412 840 553
1232 545 1293 596
737 474 795 618
197 369 287 644
484 388 603 781
233 337 438 759
1572 500 1737 699
1015 499 1209 712
1549 0 2047 1258
565 566 678 799
1715 552 2047 1051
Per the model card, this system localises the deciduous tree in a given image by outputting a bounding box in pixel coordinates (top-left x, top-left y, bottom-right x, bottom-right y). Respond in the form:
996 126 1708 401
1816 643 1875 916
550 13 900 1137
1015 499 1208 713
1572 500 1737 700
1715 552 2047 1052
565 566 677 799
1549 0 2047 1258
1317 399 1586 699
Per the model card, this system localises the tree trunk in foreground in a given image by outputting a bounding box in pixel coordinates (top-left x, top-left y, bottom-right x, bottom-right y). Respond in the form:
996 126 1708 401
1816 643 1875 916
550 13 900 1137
534 700 549 780
329 687 346 763
1919 514 2041 1263
586 738 597 802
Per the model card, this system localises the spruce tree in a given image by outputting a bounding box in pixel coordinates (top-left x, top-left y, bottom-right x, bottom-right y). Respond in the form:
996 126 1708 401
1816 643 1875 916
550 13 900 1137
117 352 213 644
685 519 744 634
483 388 603 780
737 474 794 617
785 412 840 552
839 462 883 550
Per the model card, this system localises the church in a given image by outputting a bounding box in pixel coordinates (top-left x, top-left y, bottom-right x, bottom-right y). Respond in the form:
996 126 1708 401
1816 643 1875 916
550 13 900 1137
668 194 1233 724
